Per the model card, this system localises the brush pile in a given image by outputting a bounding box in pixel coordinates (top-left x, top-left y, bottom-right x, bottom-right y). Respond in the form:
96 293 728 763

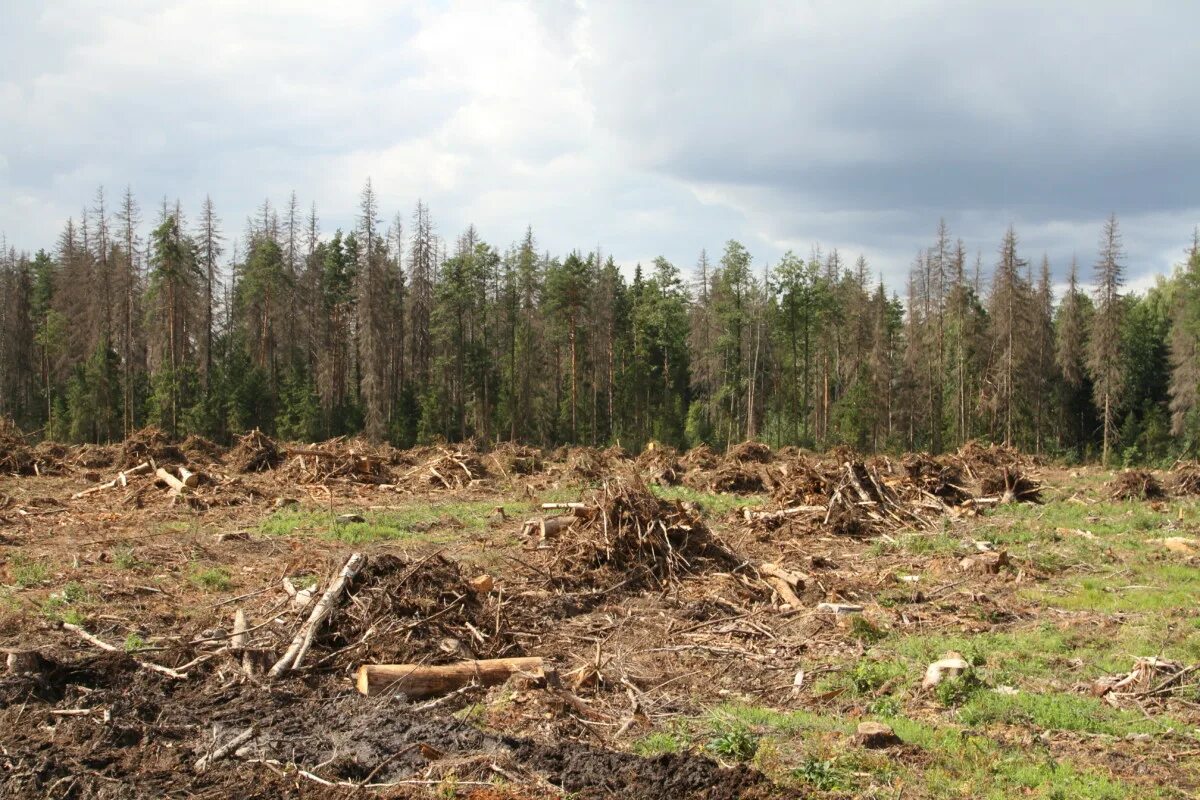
404 446 487 490
1168 462 1200 496
306 553 518 669
181 434 226 464
282 438 391 484
229 428 284 473
1092 657 1197 709
1109 469 1165 501
0 419 34 475
119 426 184 468
686 441 779 494
636 444 684 486
488 442 544 476
538 472 742 589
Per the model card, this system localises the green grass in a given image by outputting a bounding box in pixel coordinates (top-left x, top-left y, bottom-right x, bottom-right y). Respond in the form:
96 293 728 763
8 556 50 588
189 565 232 592
649 484 764 516
259 499 527 544
123 633 147 653
957 689 1172 736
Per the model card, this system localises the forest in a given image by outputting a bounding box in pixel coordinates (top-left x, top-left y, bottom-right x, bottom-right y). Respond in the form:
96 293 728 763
1 181 1198 466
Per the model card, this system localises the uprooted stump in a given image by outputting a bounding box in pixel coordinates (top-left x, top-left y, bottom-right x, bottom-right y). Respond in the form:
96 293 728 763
542 472 744 590
229 428 284 472
979 466 1043 504
1109 469 1164 501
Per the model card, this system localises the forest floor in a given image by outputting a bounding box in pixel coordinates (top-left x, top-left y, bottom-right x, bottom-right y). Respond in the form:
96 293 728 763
0 432 1198 799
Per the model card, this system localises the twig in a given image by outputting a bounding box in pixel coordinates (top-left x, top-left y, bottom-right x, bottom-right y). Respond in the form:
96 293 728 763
62 622 188 679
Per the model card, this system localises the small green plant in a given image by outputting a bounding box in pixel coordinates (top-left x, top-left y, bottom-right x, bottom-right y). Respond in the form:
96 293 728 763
9 556 50 588
62 581 88 603
189 566 232 592
632 731 684 756
935 668 982 708
707 722 758 762
123 633 147 653
114 548 145 570
849 616 887 644
792 757 851 791
289 574 318 591
849 660 905 695
867 695 903 717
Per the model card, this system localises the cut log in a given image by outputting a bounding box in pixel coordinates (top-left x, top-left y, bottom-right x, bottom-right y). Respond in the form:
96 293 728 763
178 466 200 488
268 552 366 677
759 562 807 590
156 467 188 493
743 505 824 523
230 609 248 652
355 656 546 698
522 516 573 541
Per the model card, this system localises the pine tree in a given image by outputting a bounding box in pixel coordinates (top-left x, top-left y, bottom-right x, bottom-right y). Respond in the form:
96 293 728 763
1088 214 1125 466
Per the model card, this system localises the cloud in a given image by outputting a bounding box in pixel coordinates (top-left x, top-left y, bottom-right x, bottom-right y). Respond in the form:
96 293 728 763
0 0 1197 292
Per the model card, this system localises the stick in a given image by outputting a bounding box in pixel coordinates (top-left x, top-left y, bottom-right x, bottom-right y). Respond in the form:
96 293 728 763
268 553 366 677
70 462 152 499
355 657 546 698
195 727 256 771
62 623 188 679
230 609 248 651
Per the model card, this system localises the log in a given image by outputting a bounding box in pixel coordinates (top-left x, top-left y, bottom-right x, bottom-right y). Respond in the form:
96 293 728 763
178 466 200 488
742 504 824 523
522 516 572 541
156 467 188 493
355 657 546 698
230 609 248 652
268 552 366 677
759 562 807 589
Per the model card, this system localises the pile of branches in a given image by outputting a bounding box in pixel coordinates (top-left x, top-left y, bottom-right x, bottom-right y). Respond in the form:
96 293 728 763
1168 462 1200 496
310 553 517 668
488 442 544 477
119 426 184 468
404 446 487 490
680 444 720 471
727 441 773 463
0 418 34 475
636 444 683 486
282 438 391 484
229 429 284 473
1109 469 1165 501
897 453 972 505
181 434 226 465
769 457 834 508
685 442 781 495
541 472 741 589
1093 657 1197 709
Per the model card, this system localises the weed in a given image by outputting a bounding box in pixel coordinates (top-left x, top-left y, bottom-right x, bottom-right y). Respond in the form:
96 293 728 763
123 633 147 653
114 548 145 570
648 485 762 516
707 721 758 762
792 758 851 791
62 581 88 603
867 695 902 717
632 731 684 756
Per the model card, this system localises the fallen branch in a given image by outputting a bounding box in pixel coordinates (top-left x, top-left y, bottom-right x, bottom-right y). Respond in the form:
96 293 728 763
62 622 188 679
195 727 256 771
268 552 366 677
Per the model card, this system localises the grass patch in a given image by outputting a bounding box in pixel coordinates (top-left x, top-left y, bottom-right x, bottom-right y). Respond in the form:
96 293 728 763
631 731 685 757
189 565 232 592
649 484 764 516
259 499 523 544
957 689 1169 736
8 556 50 588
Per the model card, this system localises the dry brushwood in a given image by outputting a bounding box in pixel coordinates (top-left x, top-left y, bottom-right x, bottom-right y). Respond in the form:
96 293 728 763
0 419 35 475
1168 462 1200 496
978 466 1042 504
542 472 744 589
120 426 184 467
229 428 284 472
1109 469 1164 501
405 446 486 490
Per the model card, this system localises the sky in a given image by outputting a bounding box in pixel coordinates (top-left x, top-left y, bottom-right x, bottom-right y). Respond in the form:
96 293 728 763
2 0 1198 293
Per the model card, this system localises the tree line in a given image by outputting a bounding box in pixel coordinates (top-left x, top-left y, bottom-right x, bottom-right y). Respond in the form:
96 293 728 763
1 182 1198 465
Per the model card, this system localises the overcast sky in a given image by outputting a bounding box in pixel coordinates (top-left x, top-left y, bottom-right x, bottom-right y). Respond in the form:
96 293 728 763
2 0 1198 291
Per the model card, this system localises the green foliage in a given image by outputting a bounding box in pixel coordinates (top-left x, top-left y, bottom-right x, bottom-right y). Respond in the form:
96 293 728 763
706 721 758 762
631 732 685 757
123 633 147 653
792 758 853 792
